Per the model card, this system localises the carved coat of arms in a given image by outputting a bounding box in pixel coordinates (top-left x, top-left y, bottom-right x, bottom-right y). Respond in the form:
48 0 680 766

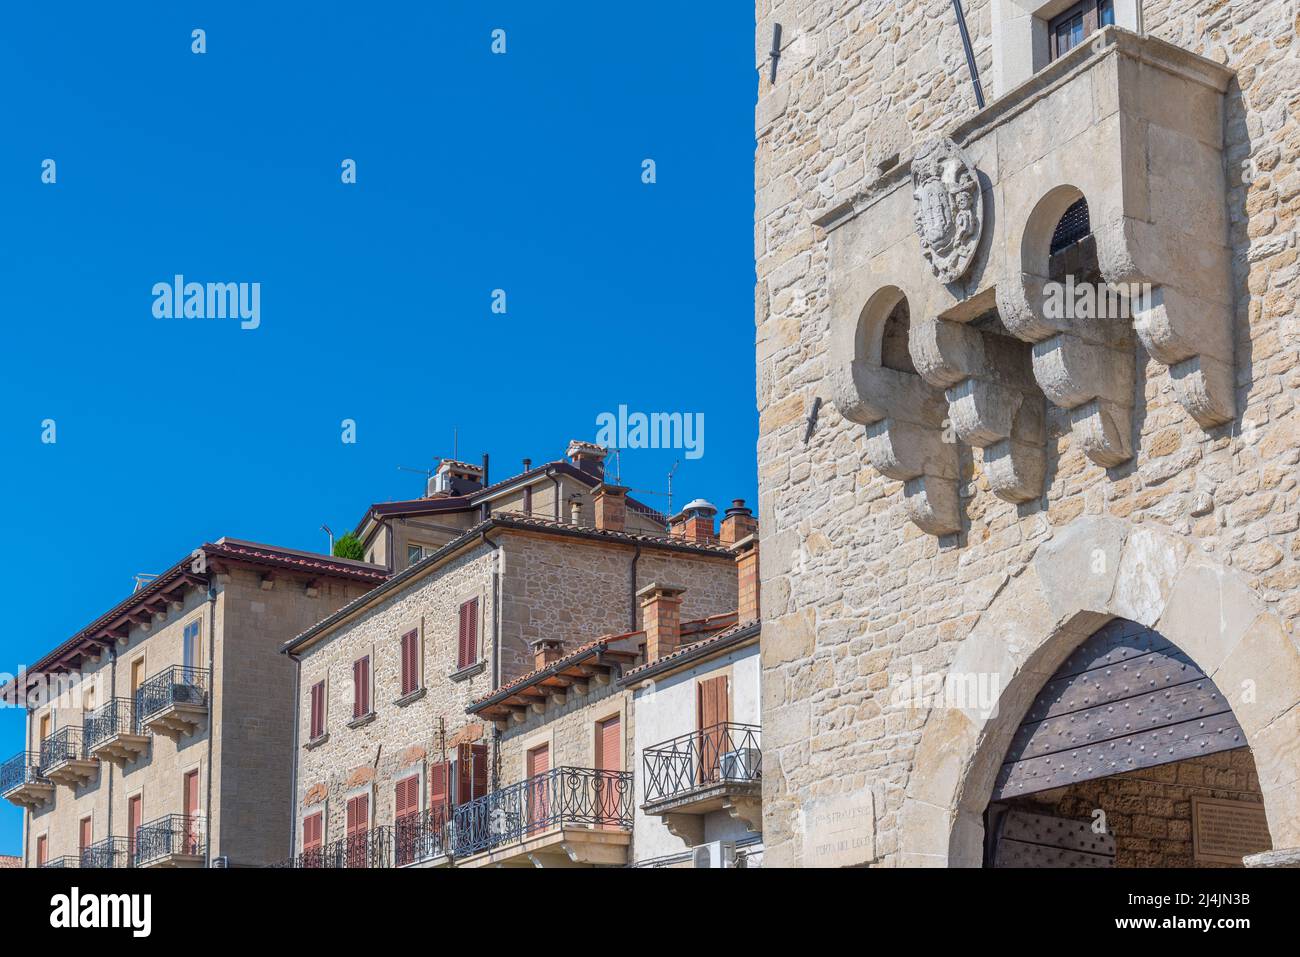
912 138 983 284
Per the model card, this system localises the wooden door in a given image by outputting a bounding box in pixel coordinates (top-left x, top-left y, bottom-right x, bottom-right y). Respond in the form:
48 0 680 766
183 769 201 855
696 675 730 785
128 795 143 860
79 817 92 854
595 715 621 827
35 835 47 867
346 794 369 867
526 744 550 830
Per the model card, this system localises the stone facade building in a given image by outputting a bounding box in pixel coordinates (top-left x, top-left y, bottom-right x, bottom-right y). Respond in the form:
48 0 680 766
283 479 744 868
755 1 1298 866
1 541 383 868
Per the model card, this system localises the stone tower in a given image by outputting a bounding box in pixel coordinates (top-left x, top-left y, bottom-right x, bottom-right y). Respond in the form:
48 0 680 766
755 1 1299 867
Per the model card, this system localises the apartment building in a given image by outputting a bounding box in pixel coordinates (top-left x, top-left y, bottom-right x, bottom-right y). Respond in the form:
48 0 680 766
281 469 742 869
1 541 384 868
755 1 1299 867
353 441 668 574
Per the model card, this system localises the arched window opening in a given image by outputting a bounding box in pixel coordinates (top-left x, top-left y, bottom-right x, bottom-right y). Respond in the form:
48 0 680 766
880 298 917 375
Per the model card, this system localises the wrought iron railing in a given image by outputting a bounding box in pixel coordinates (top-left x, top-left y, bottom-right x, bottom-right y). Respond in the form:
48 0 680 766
136 666 209 721
39 727 89 768
82 836 133 869
135 814 205 865
289 826 393 869
40 855 81 869
84 697 141 750
394 810 449 865
0 751 48 794
642 722 761 805
452 766 633 858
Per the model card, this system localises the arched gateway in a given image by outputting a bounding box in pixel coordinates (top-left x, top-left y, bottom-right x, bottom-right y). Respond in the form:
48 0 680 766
900 517 1300 867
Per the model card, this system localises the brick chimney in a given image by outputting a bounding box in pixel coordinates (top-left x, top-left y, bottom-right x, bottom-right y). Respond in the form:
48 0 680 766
567 440 607 480
593 483 628 533
733 536 760 623
530 638 564 671
670 499 718 544
719 499 758 545
638 583 685 662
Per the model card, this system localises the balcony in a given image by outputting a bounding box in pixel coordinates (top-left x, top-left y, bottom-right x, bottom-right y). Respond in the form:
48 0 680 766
0 752 53 808
137 666 209 738
642 722 762 843
82 836 133 869
39 728 98 788
271 827 393 869
453 767 633 867
135 814 206 868
40 856 81 869
85 697 151 766
394 810 451 867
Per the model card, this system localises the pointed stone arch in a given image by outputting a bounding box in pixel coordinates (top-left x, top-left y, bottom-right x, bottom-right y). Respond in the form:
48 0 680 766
899 516 1300 866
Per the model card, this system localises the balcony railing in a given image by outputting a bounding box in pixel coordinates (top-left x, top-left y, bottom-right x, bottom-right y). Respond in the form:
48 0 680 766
135 814 206 866
84 697 141 750
40 856 81 869
39 727 89 768
0 751 48 795
642 722 761 805
82 836 133 869
273 826 393 869
394 810 449 866
452 767 633 858
136 666 209 721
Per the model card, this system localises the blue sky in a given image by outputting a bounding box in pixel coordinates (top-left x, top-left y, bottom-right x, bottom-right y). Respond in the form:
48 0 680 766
0 3 757 853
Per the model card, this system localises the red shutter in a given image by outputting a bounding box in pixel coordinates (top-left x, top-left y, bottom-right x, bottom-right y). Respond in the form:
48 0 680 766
597 716 621 774
456 743 472 805
353 657 370 718
400 630 418 696
310 682 325 739
458 599 478 669
303 812 323 852
471 743 488 799
346 794 369 867
526 745 550 826
395 775 418 822
429 761 450 829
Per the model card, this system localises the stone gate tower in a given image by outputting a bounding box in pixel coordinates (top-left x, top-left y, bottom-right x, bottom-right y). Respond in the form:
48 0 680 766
755 0 1299 867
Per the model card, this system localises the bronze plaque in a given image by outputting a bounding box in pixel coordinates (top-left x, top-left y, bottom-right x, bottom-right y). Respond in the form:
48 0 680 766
1191 796 1271 865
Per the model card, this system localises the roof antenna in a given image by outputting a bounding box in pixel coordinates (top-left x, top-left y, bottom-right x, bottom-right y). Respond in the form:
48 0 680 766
666 459 680 518
320 524 334 555
133 573 159 593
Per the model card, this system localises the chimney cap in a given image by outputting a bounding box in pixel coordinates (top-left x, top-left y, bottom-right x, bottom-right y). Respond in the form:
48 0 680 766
670 498 718 523
567 440 608 460
636 581 687 601
725 499 752 517
593 482 629 496
528 637 564 650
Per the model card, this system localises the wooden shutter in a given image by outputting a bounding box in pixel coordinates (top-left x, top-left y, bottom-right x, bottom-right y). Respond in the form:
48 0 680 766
471 743 488 799
456 743 475 804
303 812 323 852
128 795 143 857
36 835 47 867
346 794 369 867
353 657 370 718
400 630 419 696
526 744 550 827
395 775 419 822
458 599 479 669
79 817 92 852
697 676 730 784
429 761 450 828
310 682 325 740
596 715 621 773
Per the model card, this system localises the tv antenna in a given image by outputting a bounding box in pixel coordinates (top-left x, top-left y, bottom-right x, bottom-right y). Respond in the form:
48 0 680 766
666 459 680 517
133 573 159 593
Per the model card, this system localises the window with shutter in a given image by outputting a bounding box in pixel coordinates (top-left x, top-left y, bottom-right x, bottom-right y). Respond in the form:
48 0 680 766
400 630 419 696
352 657 370 718
595 715 621 828
345 794 369 868
457 598 479 669
394 774 420 865
429 761 450 829
696 675 730 786
302 811 323 867
309 681 326 740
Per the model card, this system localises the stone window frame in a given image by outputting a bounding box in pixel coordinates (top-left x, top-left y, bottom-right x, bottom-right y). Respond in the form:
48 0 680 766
343 782 375 843
180 757 205 819
991 0 1142 98
589 699 628 772
305 674 330 746
77 810 95 854
347 645 377 727
449 591 485 681
34 829 49 866
520 729 556 783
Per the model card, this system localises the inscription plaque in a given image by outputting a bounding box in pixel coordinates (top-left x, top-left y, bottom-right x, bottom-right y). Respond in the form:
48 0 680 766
1191 796 1271 865
802 790 874 868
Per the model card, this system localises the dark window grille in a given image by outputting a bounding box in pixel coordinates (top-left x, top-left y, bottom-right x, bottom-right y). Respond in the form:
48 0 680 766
1050 198 1091 254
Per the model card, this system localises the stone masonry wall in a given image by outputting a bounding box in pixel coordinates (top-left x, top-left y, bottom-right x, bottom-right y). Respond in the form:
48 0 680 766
755 0 1299 865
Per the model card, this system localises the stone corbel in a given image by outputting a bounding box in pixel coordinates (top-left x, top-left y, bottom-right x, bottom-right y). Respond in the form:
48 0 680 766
834 358 961 536
996 272 1136 467
911 313 1047 502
